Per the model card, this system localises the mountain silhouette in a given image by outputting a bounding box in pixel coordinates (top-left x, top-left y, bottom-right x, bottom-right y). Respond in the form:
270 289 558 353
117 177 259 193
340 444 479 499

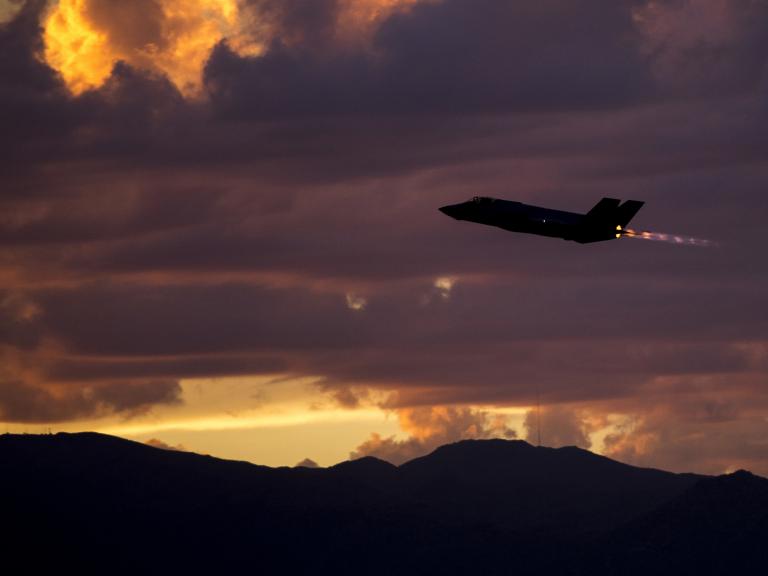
2 433 766 575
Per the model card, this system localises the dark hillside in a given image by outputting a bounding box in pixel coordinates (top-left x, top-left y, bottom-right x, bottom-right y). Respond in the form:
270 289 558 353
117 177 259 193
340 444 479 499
2 433 764 575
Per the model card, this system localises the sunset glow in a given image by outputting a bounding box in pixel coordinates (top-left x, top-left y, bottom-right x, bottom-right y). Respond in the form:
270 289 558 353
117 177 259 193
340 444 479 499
3 0 767 478
337 0 425 39
40 0 428 97
0 0 23 24
42 0 265 96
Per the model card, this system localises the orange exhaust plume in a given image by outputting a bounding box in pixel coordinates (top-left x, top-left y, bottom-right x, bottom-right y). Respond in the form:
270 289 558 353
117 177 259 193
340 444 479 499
41 0 266 98
623 228 716 247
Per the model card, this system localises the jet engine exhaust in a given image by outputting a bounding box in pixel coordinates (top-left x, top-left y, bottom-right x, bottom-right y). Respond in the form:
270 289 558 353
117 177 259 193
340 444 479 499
623 229 716 247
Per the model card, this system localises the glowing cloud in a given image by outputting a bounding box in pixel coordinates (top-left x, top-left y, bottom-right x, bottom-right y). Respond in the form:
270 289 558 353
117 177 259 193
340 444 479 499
336 0 427 40
1 292 41 323
41 0 265 97
433 276 456 300
0 0 24 24
351 405 517 464
40 0 434 96
345 292 368 311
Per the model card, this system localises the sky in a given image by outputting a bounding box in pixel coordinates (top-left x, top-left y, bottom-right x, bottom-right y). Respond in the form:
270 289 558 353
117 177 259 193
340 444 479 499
1 0 767 473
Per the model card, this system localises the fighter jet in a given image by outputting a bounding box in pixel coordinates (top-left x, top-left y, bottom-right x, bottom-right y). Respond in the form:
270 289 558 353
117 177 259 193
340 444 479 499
439 196 644 243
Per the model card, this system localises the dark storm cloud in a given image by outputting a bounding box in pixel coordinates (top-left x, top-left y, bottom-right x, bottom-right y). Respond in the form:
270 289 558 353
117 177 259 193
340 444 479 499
0 377 92 422
0 1 184 181
91 379 182 413
36 282 362 355
307 340 768 408
46 354 287 382
1 0 655 174
207 0 651 118
0 292 41 348
374 0 651 112
636 0 768 98
0 375 182 423
2 0 763 197
33 280 768 357
45 145 766 286
0 0 83 168
0 181 227 246
2 0 767 174
248 0 338 46
23 278 768 409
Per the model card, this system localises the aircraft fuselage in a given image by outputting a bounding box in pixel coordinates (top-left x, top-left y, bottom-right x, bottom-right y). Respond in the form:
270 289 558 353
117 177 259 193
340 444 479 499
439 197 644 244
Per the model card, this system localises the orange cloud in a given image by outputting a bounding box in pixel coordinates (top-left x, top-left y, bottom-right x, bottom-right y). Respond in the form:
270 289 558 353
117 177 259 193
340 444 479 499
351 405 516 464
40 0 432 97
145 437 186 451
522 405 600 449
0 0 24 24
42 0 265 97
336 0 425 39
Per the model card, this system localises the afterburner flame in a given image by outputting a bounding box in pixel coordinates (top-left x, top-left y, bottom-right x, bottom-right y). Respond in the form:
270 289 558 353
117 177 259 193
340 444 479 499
624 228 716 247
42 0 265 97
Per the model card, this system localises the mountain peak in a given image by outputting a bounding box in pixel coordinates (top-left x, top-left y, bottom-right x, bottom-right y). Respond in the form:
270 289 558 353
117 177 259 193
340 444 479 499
2 432 765 575
400 437 615 472
331 455 398 475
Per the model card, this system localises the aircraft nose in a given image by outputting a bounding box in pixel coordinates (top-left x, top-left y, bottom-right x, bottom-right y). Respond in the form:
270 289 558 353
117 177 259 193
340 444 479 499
439 204 463 219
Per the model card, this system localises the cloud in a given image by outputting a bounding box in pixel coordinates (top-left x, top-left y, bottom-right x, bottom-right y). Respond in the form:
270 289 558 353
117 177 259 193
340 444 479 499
522 405 594 449
323 385 368 409
634 0 768 96
0 292 41 349
0 361 182 423
0 0 25 25
91 380 182 415
3 0 767 174
0 0 84 163
145 437 186 451
604 409 768 477
345 292 367 311
597 372 768 475
3 0 764 186
45 354 287 382
12 274 768 411
41 0 266 96
206 0 652 119
37 0 432 98
350 405 516 464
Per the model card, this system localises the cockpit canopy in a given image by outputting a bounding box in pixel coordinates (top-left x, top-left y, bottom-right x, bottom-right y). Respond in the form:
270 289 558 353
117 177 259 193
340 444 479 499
471 196 494 204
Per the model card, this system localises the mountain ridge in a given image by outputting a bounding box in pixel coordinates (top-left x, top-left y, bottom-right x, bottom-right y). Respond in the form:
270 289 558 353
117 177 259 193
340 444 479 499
2 432 766 575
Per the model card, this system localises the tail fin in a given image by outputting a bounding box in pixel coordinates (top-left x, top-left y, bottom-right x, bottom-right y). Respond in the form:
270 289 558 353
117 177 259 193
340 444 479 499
587 197 644 228
587 198 621 220
616 200 644 227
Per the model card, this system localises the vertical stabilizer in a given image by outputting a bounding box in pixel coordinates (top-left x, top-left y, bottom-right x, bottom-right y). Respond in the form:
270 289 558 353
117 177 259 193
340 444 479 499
616 200 644 227
587 198 621 220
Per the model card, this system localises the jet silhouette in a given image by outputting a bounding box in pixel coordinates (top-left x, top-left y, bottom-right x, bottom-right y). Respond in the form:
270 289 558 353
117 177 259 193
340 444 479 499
439 197 644 243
